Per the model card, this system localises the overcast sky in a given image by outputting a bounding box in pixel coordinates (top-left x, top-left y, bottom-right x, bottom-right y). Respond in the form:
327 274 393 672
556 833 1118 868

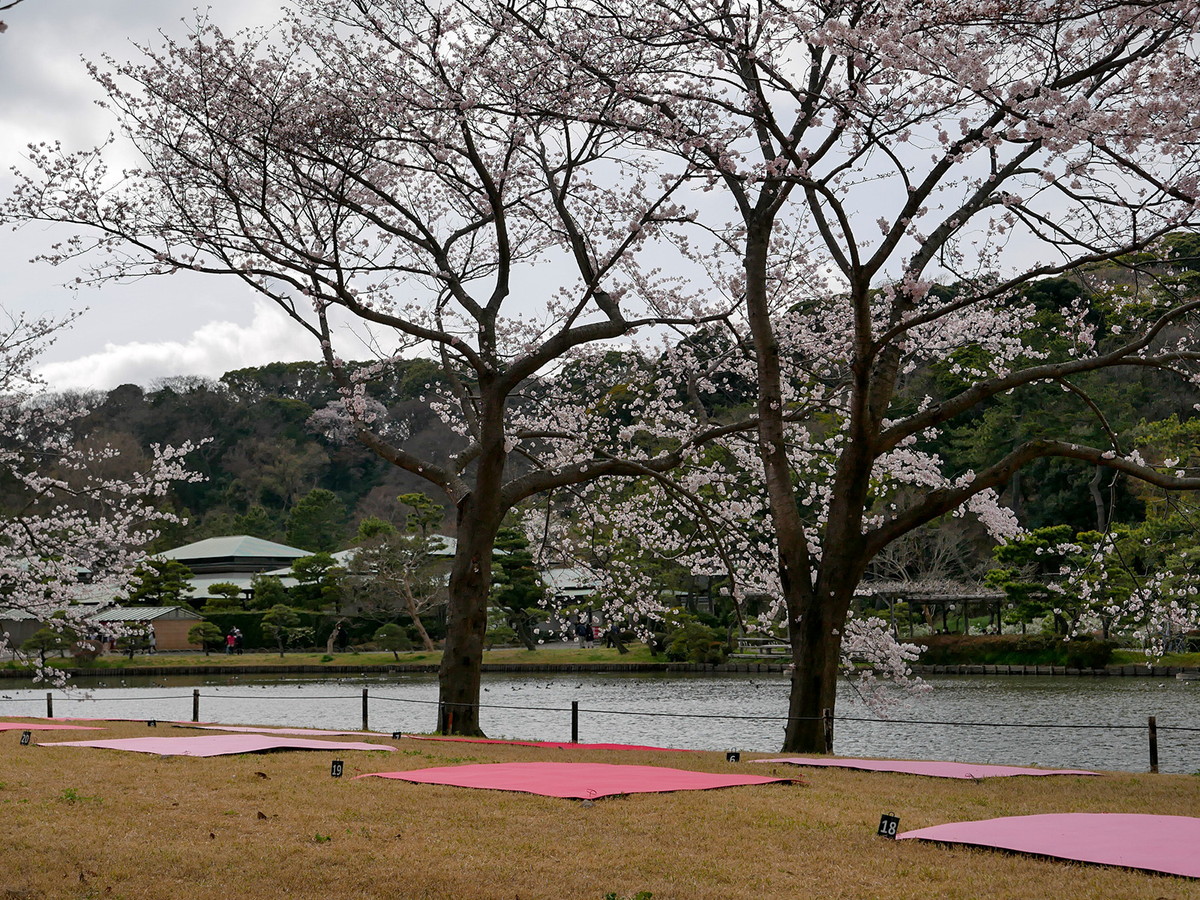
1 0 325 392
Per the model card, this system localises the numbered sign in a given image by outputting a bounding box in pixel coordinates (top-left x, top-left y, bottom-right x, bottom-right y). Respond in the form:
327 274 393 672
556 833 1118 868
19 730 31 746
331 759 344 778
877 813 900 839
726 751 741 763
392 731 403 740
147 719 158 728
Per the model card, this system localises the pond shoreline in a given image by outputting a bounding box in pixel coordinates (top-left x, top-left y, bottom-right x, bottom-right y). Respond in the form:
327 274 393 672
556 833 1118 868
4 660 1199 678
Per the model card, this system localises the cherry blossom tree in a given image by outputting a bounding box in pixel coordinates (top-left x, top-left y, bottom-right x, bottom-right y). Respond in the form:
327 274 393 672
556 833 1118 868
514 0 1200 750
0 309 199 682
0 0 24 34
2 0 731 732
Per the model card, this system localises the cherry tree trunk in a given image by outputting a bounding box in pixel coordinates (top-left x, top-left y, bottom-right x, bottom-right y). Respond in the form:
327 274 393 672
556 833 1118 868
437 510 499 735
781 580 856 752
436 384 507 737
743 217 848 754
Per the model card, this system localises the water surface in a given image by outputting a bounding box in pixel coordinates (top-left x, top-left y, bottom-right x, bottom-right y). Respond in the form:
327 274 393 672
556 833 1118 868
3 671 1195 773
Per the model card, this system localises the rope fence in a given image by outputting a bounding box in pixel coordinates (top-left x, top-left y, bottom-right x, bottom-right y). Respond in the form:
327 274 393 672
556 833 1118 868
5 687 1192 773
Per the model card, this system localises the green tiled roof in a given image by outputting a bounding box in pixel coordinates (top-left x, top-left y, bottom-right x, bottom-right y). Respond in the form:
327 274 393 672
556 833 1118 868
158 535 313 561
91 606 203 621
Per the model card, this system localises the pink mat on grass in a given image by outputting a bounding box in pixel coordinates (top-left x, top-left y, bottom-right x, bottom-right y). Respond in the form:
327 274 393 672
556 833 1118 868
54 717 185 722
184 724 388 737
755 757 1099 779
38 734 395 757
358 761 795 798
898 813 1200 878
401 734 689 752
0 722 103 732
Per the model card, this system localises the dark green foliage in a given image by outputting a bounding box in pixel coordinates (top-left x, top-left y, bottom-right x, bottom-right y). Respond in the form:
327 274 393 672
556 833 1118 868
197 609 332 650
665 621 728 664
114 627 151 659
986 525 1076 628
233 505 280 541
373 623 412 659
187 621 224 654
914 634 1117 668
21 627 72 664
490 526 548 650
202 582 244 612
356 516 396 540
261 604 313 656
290 552 344 611
285 489 346 552
342 493 447 649
124 559 196 608
59 361 464 556
249 574 289 610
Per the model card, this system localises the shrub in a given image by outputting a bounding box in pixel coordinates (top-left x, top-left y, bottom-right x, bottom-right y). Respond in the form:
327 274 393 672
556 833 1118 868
914 633 1116 667
666 622 728 664
373 623 412 660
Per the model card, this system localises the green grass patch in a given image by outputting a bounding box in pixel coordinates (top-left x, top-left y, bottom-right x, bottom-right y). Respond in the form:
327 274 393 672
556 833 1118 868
1110 649 1200 667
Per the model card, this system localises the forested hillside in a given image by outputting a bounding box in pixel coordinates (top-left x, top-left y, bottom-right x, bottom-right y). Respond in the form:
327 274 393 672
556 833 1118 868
27 258 1200 572
54 359 463 552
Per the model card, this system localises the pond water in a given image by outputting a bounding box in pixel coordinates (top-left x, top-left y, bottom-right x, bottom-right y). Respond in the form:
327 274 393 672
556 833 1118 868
3 671 1197 773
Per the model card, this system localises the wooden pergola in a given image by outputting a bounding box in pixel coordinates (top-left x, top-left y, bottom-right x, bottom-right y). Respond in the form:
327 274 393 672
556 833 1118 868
855 581 1007 637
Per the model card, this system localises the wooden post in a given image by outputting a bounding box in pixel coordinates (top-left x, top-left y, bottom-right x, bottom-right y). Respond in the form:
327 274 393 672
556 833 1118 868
192 689 200 722
1149 716 1159 774
362 688 369 733
822 708 834 754
46 692 53 718
571 700 579 744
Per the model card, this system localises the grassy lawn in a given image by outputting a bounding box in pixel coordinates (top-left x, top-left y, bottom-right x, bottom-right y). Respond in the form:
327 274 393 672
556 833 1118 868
1 716 1197 899
1110 649 1200 668
8 644 663 672
11 644 1198 675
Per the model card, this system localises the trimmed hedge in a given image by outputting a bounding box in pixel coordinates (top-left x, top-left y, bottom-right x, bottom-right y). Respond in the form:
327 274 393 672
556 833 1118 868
197 611 431 651
914 633 1117 669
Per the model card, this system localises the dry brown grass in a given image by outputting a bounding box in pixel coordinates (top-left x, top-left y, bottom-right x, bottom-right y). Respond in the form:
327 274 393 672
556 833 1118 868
2 717 1199 900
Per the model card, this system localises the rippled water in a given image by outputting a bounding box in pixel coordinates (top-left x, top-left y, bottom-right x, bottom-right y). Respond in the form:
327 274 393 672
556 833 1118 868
3 671 1197 773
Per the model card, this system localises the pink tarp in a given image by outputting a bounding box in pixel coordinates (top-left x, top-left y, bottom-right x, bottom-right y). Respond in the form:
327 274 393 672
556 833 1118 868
358 761 795 798
898 813 1200 878
755 757 1099 779
54 717 186 723
184 725 388 737
0 722 103 732
38 733 396 757
401 734 689 752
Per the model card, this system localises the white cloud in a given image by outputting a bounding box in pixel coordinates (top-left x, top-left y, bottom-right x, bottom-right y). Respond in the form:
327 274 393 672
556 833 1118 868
35 301 322 391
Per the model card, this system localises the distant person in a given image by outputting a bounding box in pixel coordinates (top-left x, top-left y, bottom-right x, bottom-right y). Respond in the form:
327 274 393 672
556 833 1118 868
577 621 593 649
225 632 236 655
233 628 244 655
148 630 157 654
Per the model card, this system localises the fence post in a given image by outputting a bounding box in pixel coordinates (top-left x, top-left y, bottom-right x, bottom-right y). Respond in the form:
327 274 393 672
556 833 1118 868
362 688 369 733
1149 715 1159 773
571 701 579 744
822 708 834 754
192 689 200 723
46 692 53 718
